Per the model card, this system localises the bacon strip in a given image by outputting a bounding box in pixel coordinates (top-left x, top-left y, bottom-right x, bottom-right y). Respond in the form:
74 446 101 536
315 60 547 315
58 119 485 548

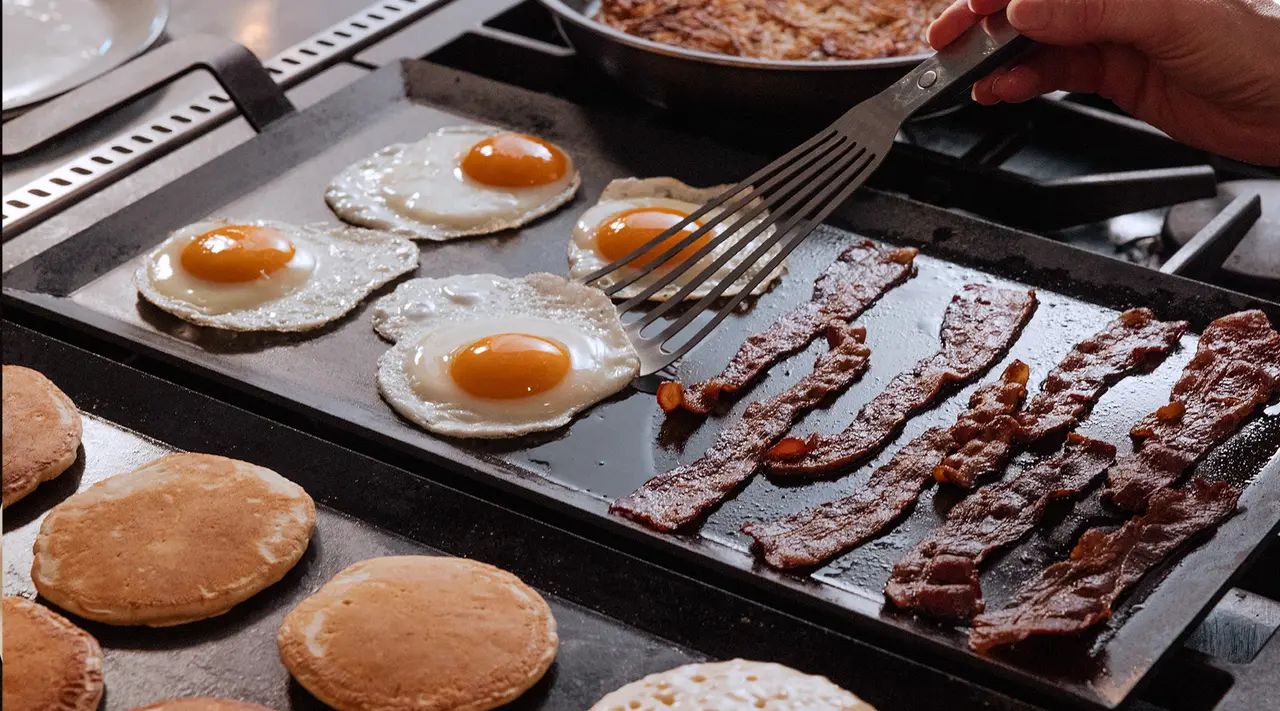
1016 308 1187 443
663 241 917 415
765 284 1037 476
743 360 1029 569
613 323 872 531
970 479 1240 652
1105 310 1280 511
884 435 1117 621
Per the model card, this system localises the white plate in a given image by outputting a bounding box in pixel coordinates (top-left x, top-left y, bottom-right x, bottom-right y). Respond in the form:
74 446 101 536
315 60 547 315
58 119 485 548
2 0 169 113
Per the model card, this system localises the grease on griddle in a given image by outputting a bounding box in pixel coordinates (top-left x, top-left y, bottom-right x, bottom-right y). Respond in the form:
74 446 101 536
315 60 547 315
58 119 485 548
884 434 1116 621
662 241 916 415
743 359 1029 569
613 322 871 531
1015 308 1188 444
765 284 1037 476
1106 310 1280 511
970 478 1241 652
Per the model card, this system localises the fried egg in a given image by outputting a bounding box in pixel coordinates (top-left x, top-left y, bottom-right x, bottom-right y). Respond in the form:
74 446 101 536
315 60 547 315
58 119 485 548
569 177 786 301
374 273 639 438
135 219 419 332
326 126 581 241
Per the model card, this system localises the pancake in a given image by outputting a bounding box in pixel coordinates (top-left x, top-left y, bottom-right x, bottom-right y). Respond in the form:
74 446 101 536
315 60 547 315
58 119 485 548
3 365 83 508
2 596 104 711
278 556 557 711
32 453 315 626
130 699 274 711
589 659 875 711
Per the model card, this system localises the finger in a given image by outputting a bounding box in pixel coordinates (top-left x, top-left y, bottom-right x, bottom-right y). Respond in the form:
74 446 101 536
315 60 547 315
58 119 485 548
928 0 981 49
990 46 1106 102
972 66 1013 104
967 0 1012 15
1004 0 1174 49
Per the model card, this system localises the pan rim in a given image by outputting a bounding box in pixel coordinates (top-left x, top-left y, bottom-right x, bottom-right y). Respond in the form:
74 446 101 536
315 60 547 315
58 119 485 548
539 0 933 72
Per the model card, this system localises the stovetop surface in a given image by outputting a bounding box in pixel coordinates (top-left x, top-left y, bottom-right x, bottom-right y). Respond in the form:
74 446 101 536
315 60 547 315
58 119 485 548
2 2 1278 710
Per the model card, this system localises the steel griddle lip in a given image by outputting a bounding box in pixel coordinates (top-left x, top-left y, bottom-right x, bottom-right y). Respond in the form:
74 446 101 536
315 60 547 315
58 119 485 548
3 58 1279 710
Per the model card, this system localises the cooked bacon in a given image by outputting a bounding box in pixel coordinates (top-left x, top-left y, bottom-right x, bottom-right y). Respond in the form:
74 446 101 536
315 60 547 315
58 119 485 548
884 434 1116 621
612 322 871 531
970 479 1240 652
931 360 1029 489
666 241 916 415
1106 310 1280 511
742 360 1028 569
1015 308 1187 443
765 284 1037 476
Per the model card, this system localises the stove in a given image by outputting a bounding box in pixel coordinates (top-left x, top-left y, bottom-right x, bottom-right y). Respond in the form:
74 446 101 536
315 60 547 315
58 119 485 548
2 1 1278 710
408 0 1280 300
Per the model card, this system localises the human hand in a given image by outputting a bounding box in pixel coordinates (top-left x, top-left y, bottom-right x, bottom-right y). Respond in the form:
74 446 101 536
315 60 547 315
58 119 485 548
929 0 1280 165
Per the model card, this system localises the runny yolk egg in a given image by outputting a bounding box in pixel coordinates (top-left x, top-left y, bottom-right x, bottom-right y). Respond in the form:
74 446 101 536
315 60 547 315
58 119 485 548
136 219 419 330
373 273 641 439
594 207 709 268
180 225 296 283
568 177 786 303
325 126 581 241
446 333 571 399
460 133 568 188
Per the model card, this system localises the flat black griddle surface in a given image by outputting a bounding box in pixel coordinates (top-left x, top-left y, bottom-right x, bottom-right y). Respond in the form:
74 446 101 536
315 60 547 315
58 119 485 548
5 61 1279 709
7 323 1055 711
1 326 699 710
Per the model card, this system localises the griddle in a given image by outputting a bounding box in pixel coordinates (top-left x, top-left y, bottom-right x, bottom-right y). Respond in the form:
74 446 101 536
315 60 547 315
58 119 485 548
2 322 1042 711
3 60 1278 710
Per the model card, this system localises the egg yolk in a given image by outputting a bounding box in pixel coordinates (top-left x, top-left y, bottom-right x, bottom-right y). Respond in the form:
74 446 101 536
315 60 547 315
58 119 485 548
460 133 568 188
180 225 296 283
595 207 709 268
449 333 571 399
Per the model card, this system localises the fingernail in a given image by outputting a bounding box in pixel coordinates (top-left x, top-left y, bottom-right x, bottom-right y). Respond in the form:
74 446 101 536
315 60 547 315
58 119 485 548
1008 0 1051 31
992 69 1020 99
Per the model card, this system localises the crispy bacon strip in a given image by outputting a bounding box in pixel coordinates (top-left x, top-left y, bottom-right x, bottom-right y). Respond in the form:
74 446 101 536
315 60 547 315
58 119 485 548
613 323 872 531
663 241 916 415
1016 308 1188 443
742 360 1029 569
765 284 1037 476
1106 310 1280 511
970 479 1240 652
884 435 1117 621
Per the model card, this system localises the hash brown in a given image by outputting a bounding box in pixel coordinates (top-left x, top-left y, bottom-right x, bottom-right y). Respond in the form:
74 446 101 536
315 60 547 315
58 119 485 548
596 0 947 61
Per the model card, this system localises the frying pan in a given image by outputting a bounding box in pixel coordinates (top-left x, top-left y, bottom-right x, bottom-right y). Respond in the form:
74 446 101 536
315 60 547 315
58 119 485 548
539 0 943 118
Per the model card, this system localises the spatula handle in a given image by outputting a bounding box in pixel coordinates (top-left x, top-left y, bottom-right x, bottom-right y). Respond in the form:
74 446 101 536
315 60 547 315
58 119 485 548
882 11 1033 117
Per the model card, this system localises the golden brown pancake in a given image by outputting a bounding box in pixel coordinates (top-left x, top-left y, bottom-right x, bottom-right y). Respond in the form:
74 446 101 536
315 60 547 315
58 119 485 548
589 659 876 711
3 365 83 508
278 556 558 711
32 453 315 626
2 596 104 711
130 699 274 711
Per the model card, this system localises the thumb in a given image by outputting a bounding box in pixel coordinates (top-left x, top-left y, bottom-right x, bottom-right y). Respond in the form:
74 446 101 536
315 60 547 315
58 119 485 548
1004 0 1176 48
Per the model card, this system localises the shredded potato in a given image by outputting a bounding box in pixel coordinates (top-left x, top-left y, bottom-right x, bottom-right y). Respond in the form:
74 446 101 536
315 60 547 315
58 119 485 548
597 0 948 61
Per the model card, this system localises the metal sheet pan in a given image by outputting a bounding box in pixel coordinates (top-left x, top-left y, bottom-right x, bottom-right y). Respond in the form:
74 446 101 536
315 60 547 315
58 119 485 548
4 60 1279 710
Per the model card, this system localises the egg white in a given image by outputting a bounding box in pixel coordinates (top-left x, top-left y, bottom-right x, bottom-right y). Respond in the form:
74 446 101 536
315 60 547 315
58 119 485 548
326 126 581 241
568 177 787 302
374 273 639 438
135 219 419 332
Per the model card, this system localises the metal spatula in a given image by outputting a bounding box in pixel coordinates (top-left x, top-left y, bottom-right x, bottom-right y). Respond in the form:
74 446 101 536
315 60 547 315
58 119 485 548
580 12 1032 377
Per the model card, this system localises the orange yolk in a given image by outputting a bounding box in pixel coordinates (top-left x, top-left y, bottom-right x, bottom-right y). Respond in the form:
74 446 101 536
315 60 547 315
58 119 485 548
594 207 709 268
460 133 568 188
449 333 571 399
180 225 296 283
